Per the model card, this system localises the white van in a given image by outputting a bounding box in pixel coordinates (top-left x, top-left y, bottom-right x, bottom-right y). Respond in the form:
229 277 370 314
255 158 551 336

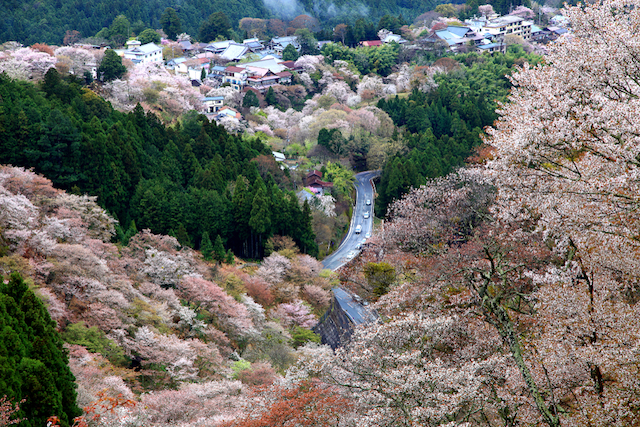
355 224 362 234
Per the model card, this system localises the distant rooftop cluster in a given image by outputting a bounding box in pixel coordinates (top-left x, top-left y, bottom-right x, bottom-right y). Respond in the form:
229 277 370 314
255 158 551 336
418 11 571 54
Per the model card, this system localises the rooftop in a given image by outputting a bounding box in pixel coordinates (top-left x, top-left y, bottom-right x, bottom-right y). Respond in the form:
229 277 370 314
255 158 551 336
126 42 162 54
220 43 249 61
485 15 525 27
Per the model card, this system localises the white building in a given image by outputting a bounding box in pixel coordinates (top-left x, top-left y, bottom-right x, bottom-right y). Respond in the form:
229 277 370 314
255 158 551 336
481 15 532 41
222 58 293 92
124 42 163 65
203 96 224 113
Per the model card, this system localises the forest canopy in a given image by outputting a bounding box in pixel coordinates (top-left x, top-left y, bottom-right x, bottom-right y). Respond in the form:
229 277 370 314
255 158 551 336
0 70 317 258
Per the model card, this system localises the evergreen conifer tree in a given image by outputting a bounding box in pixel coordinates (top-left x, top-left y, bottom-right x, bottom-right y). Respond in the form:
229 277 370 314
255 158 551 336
282 44 299 61
0 272 82 427
200 231 214 260
225 249 235 265
97 49 126 82
249 185 272 258
213 234 226 262
160 7 182 40
242 90 260 108
265 86 277 106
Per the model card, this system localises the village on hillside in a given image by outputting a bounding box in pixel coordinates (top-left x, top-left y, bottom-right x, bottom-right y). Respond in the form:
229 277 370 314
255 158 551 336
32 5 570 128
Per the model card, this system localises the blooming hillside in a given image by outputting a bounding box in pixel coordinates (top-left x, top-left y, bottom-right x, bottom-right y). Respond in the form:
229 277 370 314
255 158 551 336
0 165 333 424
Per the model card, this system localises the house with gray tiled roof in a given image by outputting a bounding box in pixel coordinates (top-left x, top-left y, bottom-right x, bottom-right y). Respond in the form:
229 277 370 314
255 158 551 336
269 36 300 55
123 41 163 65
220 43 250 61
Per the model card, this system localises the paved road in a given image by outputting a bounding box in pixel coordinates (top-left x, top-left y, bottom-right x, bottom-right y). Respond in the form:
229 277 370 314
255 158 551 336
322 170 380 271
332 287 378 325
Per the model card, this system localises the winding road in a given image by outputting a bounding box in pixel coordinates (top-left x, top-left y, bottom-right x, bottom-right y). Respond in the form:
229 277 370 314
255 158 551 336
313 171 381 347
322 170 380 271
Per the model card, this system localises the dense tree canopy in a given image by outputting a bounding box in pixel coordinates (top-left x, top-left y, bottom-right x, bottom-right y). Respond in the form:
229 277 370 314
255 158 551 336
138 28 161 44
282 44 299 61
97 49 126 82
375 50 540 215
0 0 453 45
0 272 82 427
0 72 317 258
198 12 232 42
160 7 182 40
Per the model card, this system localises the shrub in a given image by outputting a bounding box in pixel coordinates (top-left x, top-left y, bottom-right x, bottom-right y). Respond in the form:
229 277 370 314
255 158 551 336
62 322 128 366
290 326 321 349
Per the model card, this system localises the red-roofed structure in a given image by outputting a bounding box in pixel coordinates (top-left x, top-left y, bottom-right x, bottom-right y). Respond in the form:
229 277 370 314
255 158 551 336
305 170 333 193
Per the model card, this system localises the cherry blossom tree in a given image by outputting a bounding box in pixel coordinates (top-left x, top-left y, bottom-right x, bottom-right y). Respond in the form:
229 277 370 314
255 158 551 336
302 284 330 310
294 55 324 73
483 2 640 423
510 5 535 19
385 171 494 254
256 252 292 285
178 275 255 337
0 396 24 426
54 46 96 76
141 248 198 287
270 299 317 328
0 47 56 80
321 313 493 427
478 4 495 16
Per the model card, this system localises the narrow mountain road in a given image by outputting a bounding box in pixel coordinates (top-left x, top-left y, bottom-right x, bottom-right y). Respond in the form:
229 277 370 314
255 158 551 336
322 170 380 271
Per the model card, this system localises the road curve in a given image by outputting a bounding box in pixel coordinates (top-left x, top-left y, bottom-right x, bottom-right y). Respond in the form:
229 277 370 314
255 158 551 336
322 170 380 271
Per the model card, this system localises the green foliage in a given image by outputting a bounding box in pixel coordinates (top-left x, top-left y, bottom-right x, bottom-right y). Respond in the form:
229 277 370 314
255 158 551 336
138 28 161 45
435 3 458 18
324 161 355 199
0 272 82 427
1 0 269 45
375 50 541 215
0 0 461 47
282 44 300 61
377 14 405 33
116 220 138 246
223 274 246 301
290 326 321 349
242 90 260 108
321 42 353 62
294 28 319 56
317 128 346 156
363 262 396 298
231 359 251 378
264 86 277 106
0 74 317 260
326 42 400 76
226 249 235 265
61 322 127 366
242 326 296 372
160 7 182 41
199 12 232 42
97 49 126 82
213 234 226 263
200 231 214 261
107 14 131 46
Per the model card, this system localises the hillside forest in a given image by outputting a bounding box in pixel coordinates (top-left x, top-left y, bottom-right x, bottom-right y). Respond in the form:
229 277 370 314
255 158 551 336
0 72 317 259
0 0 539 46
3 0 640 425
